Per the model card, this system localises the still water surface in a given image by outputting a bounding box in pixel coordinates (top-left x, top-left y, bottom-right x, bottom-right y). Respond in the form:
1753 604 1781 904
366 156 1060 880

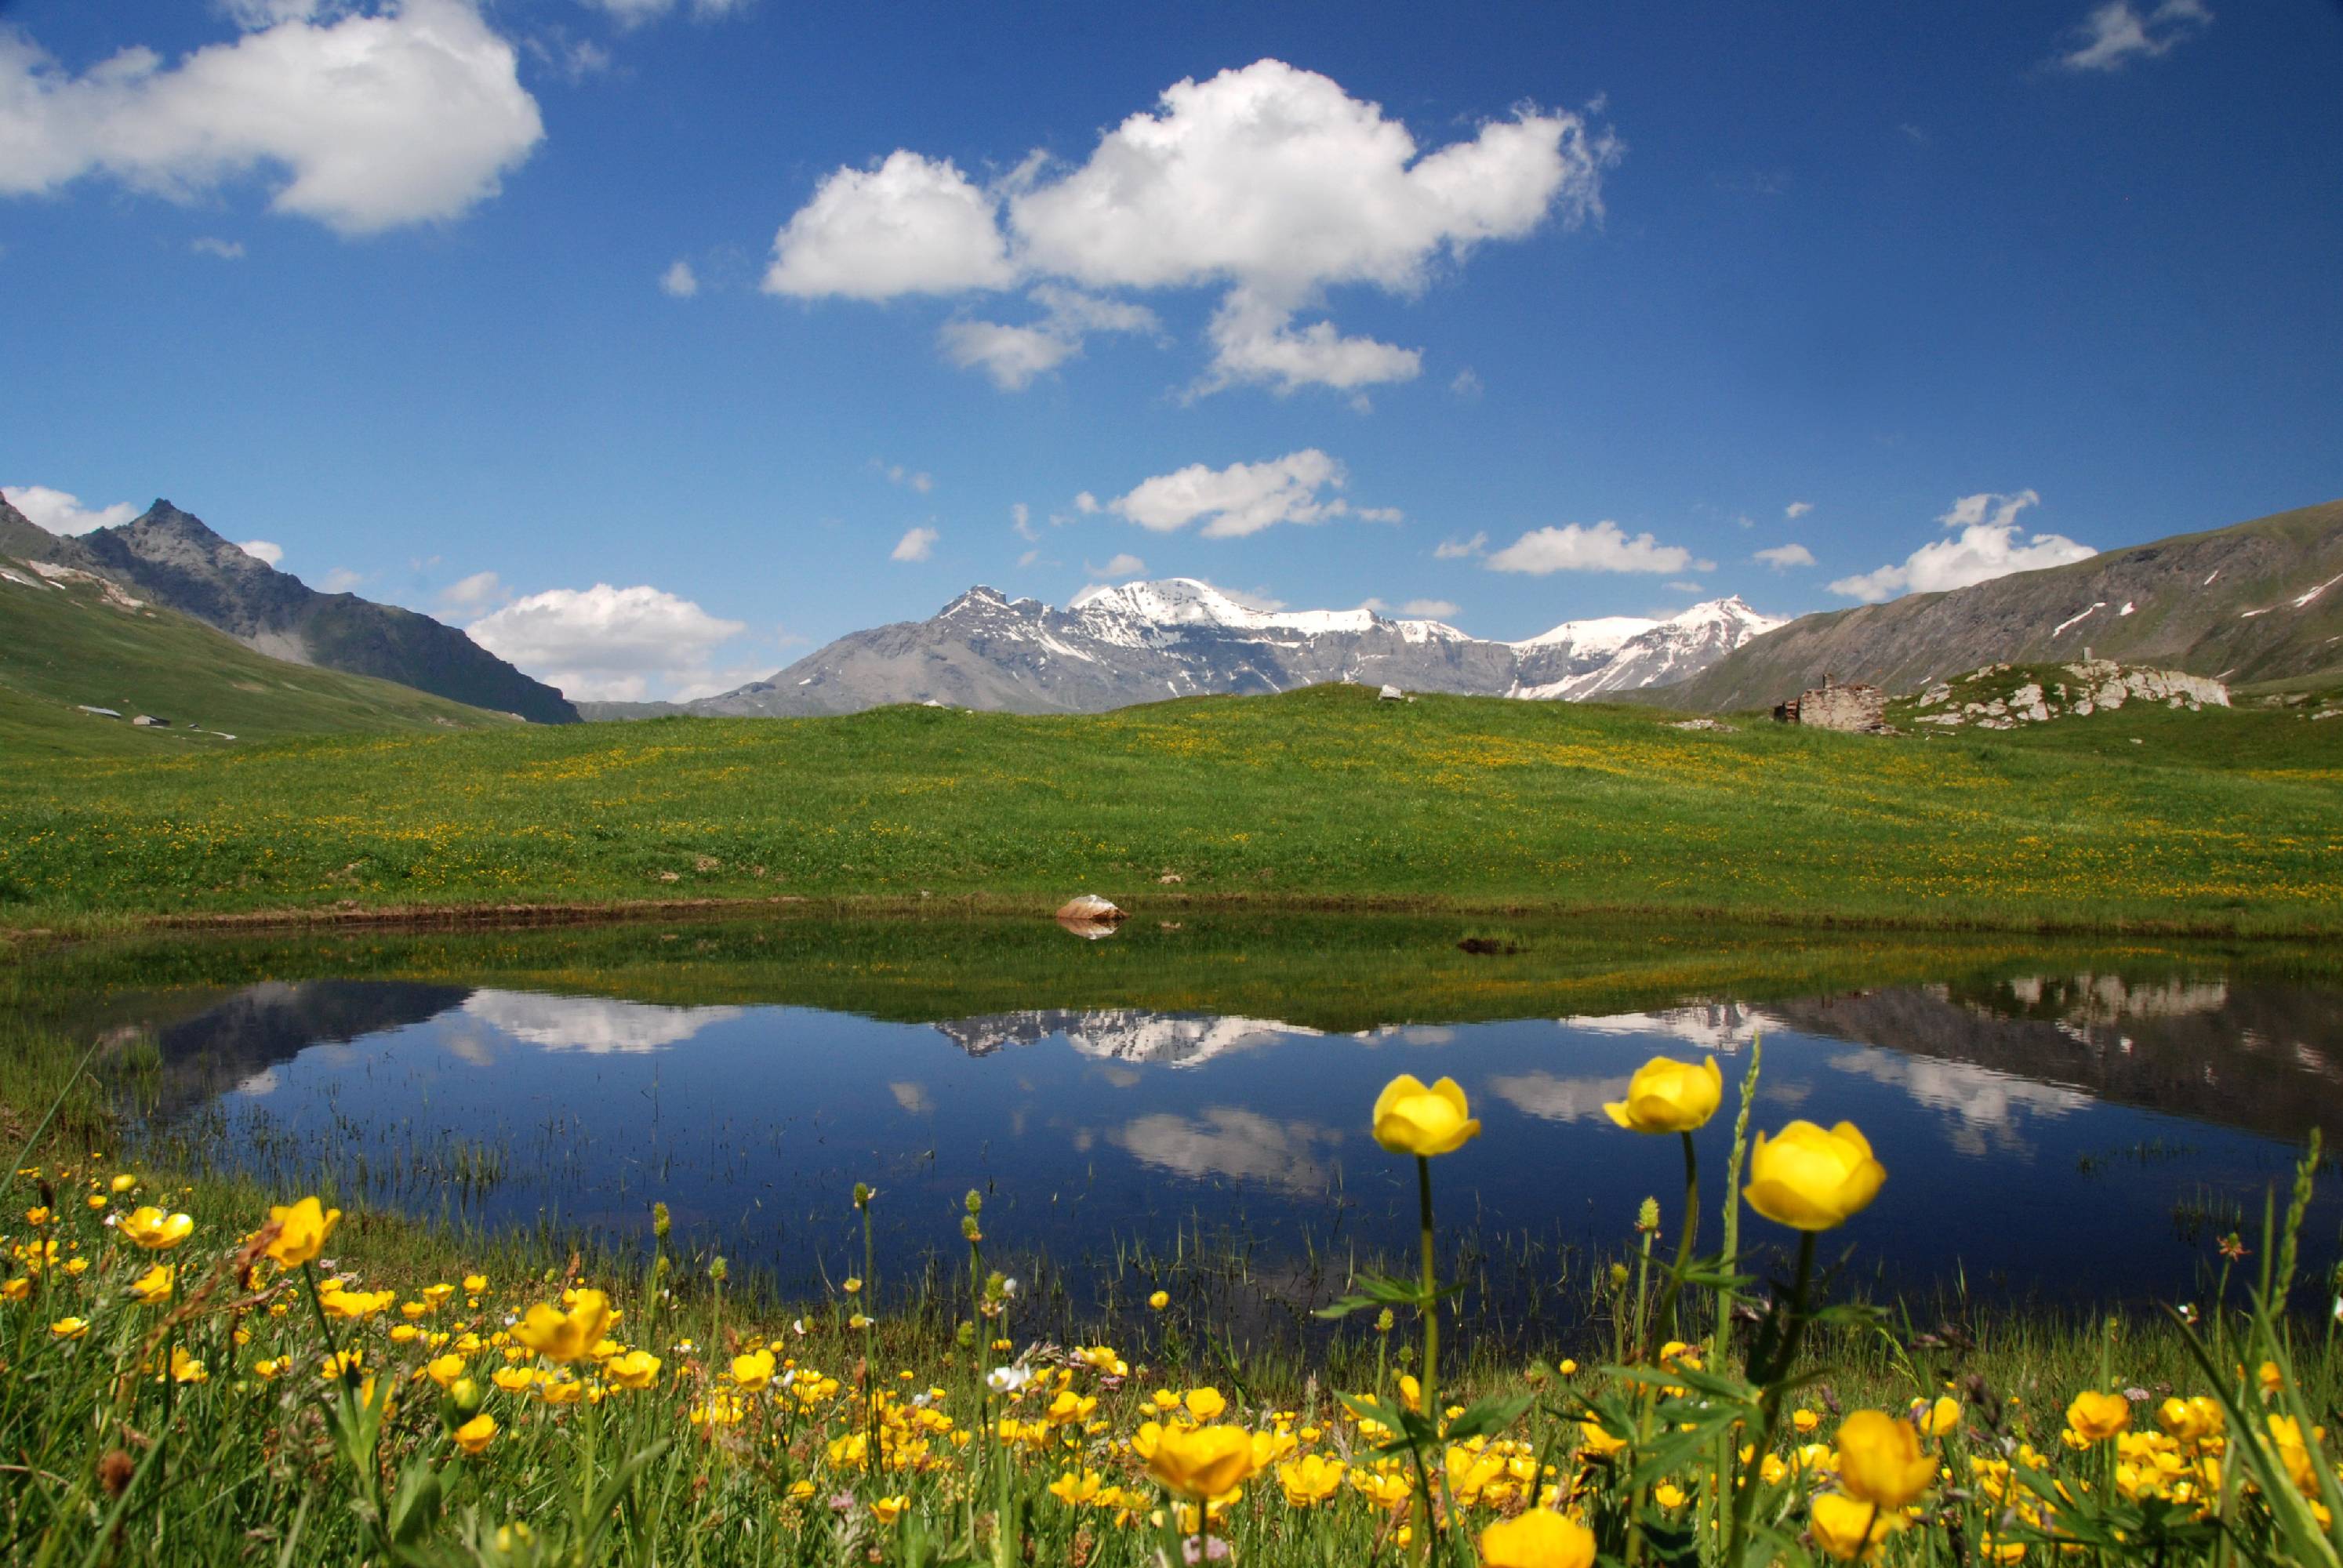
24 918 2343 1310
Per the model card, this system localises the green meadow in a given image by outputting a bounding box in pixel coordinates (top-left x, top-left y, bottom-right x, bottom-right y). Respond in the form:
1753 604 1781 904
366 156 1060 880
0 683 2337 935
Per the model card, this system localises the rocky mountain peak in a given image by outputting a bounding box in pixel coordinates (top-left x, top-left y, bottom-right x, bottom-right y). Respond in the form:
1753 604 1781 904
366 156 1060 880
683 579 1785 717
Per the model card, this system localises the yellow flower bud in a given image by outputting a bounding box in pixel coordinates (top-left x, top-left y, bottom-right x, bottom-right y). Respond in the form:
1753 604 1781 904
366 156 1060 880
1145 1423 1260 1499
1371 1075 1480 1157
1836 1410 1936 1508
2066 1390 2131 1443
1604 1056 1724 1134
1744 1121 1885 1231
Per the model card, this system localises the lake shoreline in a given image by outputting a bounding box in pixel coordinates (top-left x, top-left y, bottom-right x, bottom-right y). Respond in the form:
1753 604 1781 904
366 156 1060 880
4 885 2340 946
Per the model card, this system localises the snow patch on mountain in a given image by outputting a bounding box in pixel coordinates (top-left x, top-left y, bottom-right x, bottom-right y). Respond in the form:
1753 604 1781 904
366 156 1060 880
683 579 1785 718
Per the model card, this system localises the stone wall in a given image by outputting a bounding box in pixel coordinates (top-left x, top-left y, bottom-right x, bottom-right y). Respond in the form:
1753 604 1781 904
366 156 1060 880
1775 677 1887 732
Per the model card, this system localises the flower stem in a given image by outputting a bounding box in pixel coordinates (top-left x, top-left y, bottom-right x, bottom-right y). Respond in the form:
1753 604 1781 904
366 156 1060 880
1724 1230 1816 1565
1415 1152 1440 1566
1642 1132 1702 1363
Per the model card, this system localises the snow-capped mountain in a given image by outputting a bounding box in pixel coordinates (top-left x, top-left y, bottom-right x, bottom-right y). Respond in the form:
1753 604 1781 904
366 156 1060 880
932 1010 1320 1068
675 579 1783 717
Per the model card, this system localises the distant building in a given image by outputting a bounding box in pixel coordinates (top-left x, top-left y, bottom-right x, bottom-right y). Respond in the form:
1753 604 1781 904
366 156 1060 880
1773 673 1887 732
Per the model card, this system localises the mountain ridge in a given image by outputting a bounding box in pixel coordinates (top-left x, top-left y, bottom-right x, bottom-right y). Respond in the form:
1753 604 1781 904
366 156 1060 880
1629 498 2343 713
653 579 1783 718
0 495 578 724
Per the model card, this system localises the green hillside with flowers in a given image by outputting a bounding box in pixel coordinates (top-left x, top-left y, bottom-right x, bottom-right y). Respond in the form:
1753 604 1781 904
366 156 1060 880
0 681 2338 935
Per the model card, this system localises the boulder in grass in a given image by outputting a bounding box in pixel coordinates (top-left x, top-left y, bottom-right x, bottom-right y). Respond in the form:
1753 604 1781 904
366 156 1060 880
1379 684 1404 702
1055 895 1126 924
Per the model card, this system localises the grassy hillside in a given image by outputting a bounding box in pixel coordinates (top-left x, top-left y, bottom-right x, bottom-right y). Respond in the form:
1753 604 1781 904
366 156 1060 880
1644 496 2343 713
0 683 2335 933
0 553 524 757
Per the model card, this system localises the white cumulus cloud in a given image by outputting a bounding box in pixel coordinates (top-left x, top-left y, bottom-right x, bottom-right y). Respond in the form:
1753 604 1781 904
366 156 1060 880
318 568 365 593
764 151 1016 300
577 0 755 28
1753 543 1815 569
2058 0 2211 71
438 568 504 610
891 526 938 561
191 236 245 259
237 539 283 566
765 60 1616 396
659 259 698 297
1088 553 1146 578
0 0 544 235
466 583 748 702
1828 491 2095 603
1785 500 1814 519
940 284 1160 390
1433 532 1487 560
872 461 933 494
1106 449 1396 539
3 485 136 534
1485 521 1705 576
1401 598 1458 619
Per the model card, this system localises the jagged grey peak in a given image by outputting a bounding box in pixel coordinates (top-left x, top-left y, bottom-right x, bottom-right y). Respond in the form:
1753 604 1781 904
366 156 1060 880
683 578 1784 717
9 498 578 724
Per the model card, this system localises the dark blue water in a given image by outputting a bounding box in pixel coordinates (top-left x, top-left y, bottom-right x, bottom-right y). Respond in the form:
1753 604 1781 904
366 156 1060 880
108 967 2343 1310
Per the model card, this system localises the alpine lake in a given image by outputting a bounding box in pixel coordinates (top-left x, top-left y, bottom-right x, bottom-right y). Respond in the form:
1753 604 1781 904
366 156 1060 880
10 912 2342 1341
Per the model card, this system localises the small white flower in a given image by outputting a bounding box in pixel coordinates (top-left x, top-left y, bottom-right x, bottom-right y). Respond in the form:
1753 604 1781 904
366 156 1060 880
986 1364 1033 1394
1001 1278 1019 1299
792 1318 807 1336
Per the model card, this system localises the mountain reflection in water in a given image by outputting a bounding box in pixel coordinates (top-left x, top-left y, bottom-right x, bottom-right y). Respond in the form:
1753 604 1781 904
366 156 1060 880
83 964 2343 1305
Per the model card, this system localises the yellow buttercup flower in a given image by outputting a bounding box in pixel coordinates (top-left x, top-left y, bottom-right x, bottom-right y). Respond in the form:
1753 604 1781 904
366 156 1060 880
1183 1386 1226 1423
1577 1418 1628 1458
1371 1075 1480 1157
129 1264 173 1305
731 1349 776 1390
110 1174 139 1194
2156 1396 2222 1443
453 1414 496 1456
492 1367 536 1393
263 1197 340 1268
1836 1410 1937 1507
1145 1423 1262 1499
1912 1396 1962 1439
427 1354 466 1389
1148 1290 1170 1311
2066 1391 2132 1443
1809 1493 1902 1560
1604 1057 1724 1134
514 1289 612 1363
1277 1454 1346 1506
606 1350 661 1390
120 1207 194 1251
1744 1122 1886 1230
870 1496 907 1526
1479 1508 1597 1568
50 1316 89 1339
170 1346 208 1384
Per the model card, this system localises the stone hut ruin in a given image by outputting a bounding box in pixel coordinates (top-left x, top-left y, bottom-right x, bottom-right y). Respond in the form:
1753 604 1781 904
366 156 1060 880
1773 673 1888 733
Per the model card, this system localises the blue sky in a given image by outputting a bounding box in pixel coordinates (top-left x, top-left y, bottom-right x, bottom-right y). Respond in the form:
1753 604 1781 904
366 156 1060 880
4 0 2338 700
